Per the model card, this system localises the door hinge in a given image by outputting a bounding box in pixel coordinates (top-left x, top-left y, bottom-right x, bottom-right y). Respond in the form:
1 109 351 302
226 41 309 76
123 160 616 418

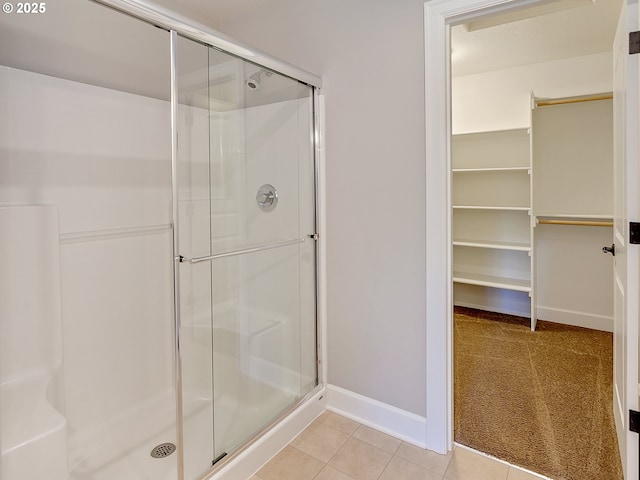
630 410 640 433
630 222 640 244
630 31 640 55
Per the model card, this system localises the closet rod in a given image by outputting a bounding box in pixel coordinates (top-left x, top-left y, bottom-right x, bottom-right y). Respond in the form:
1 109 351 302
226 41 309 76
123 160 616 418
537 219 613 227
536 93 613 107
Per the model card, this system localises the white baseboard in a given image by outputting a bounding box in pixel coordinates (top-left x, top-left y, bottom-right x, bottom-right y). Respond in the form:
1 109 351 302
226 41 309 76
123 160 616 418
536 306 613 332
454 301 530 318
325 384 427 448
209 388 326 480
454 302 613 333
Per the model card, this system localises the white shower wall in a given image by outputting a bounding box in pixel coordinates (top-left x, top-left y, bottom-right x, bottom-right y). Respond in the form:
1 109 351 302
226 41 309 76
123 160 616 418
0 205 68 480
243 98 316 393
0 65 176 477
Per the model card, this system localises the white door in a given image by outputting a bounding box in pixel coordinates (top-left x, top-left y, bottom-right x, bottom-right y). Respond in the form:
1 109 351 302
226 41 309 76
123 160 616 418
613 1 640 478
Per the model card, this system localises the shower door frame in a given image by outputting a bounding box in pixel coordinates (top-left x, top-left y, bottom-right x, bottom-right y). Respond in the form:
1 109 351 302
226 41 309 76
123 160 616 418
92 1 325 479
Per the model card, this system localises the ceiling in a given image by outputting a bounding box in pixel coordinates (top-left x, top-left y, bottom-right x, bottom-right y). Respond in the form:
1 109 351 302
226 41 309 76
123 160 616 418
0 0 624 98
451 0 623 77
149 0 276 28
153 0 623 78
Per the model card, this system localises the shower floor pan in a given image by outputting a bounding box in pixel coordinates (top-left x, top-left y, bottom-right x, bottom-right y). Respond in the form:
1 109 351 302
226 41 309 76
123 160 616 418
67 381 298 479
68 389 183 480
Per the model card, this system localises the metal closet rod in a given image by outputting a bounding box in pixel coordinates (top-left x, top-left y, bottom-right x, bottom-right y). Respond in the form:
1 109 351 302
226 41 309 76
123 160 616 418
535 92 613 107
536 219 613 227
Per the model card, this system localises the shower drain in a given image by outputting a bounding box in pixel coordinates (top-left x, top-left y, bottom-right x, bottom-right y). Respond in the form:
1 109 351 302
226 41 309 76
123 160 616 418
150 442 176 458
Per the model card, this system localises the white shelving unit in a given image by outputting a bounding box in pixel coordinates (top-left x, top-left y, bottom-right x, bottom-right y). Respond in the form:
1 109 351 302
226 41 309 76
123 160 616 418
531 95 613 332
452 128 536 329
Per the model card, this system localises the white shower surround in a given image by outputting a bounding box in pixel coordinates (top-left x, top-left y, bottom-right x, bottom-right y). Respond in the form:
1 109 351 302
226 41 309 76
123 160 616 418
0 206 68 480
0 65 176 479
0 42 325 478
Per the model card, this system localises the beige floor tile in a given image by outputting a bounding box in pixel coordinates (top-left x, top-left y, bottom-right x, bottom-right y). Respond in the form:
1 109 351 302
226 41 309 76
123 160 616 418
314 465 357 480
317 411 360 435
291 421 350 462
379 456 443 480
257 445 324 480
444 448 509 480
395 442 452 476
328 437 393 480
352 425 402 454
507 467 547 480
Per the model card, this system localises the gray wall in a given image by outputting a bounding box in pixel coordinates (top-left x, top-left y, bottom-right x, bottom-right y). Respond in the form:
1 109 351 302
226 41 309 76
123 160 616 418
221 0 428 416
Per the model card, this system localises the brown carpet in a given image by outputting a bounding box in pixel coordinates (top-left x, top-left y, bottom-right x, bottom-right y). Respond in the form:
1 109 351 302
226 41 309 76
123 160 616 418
454 307 623 480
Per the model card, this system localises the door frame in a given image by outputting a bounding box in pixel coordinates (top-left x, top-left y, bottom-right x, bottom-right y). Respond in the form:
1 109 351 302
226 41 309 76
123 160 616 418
423 0 570 453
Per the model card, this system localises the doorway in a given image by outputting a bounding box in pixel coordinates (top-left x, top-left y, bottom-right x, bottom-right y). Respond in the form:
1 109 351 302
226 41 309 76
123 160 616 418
450 4 620 478
424 0 625 475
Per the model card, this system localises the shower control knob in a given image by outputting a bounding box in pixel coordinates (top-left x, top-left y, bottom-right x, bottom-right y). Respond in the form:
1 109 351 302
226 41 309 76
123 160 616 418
259 191 274 202
256 184 278 212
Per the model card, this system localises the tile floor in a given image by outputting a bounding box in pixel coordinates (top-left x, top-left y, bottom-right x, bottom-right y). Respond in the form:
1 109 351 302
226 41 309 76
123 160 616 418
249 411 547 480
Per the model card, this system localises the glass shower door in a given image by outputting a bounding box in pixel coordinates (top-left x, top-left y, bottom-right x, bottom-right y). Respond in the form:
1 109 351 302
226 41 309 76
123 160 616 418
177 35 318 478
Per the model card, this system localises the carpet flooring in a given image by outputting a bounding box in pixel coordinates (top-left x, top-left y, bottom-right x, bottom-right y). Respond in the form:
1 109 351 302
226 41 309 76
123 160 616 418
454 307 623 480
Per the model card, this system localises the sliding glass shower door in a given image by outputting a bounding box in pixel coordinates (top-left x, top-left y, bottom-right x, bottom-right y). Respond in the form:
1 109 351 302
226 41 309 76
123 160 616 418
176 35 318 479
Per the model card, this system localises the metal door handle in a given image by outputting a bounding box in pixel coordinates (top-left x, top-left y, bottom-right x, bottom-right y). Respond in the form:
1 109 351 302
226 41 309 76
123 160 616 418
602 244 615 256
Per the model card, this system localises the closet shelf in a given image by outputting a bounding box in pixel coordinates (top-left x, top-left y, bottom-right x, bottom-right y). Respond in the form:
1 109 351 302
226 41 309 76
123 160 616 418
453 127 530 137
453 239 531 251
453 205 530 212
453 271 531 293
452 124 535 328
452 166 530 173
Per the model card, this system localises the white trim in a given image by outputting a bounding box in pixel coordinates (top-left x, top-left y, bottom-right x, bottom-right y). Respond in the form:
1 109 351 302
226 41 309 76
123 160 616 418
536 306 613 332
325 385 428 448
454 302 614 332
424 0 452 455
424 0 554 455
454 301 531 319
207 390 326 480
317 94 329 389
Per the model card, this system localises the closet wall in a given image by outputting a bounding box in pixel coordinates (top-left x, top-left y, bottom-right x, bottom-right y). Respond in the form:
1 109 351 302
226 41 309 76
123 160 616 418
533 98 613 331
453 52 612 133
452 52 615 331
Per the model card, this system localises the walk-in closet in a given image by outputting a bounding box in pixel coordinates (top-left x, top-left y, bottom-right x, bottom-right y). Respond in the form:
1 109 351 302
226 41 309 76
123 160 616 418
452 93 613 332
450 1 622 479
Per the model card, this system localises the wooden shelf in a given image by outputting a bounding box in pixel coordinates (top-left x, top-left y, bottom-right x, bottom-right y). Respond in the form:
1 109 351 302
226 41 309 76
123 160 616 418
453 205 530 212
453 271 531 293
452 166 530 173
453 239 531 251
452 125 534 328
452 128 531 171
453 127 530 137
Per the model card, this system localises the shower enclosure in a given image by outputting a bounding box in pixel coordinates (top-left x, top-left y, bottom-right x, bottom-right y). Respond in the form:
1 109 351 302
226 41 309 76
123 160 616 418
0 1 321 479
